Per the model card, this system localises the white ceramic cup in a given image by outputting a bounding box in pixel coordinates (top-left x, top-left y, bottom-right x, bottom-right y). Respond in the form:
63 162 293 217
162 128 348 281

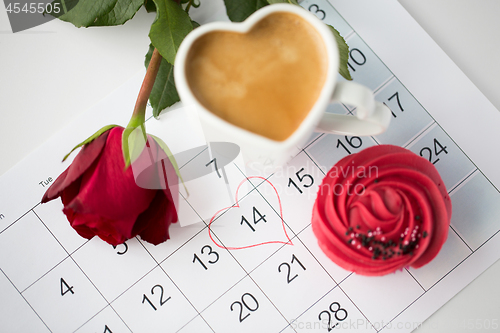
174 4 391 168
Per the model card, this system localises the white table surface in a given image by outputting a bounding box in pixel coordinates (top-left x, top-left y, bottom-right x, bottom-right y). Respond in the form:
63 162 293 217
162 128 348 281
0 1 499 331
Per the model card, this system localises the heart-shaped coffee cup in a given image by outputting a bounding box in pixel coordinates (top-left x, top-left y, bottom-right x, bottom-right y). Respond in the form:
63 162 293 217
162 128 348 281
175 4 391 169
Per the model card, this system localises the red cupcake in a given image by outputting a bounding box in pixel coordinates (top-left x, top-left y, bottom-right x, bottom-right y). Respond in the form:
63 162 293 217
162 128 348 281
311 145 452 276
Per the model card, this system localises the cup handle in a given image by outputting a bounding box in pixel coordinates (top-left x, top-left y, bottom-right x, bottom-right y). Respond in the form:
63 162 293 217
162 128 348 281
315 81 391 136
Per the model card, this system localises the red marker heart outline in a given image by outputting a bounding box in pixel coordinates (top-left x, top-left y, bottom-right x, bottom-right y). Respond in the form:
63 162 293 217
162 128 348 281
208 176 293 250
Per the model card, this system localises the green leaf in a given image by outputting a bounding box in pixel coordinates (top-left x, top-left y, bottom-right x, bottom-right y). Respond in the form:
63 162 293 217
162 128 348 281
191 20 200 29
145 44 180 117
90 0 145 26
62 124 119 162
150 134 188 195
149 0 193 65
267 0 298 5
144 0 156 12
49 0 118 27
328 24 352 81
223 0 269 22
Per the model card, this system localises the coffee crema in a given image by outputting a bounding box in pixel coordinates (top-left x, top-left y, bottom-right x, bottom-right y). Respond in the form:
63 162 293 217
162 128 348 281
185 12 328 141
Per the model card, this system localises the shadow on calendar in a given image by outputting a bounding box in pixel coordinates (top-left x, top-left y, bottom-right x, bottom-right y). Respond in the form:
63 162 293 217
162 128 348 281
126 125 244 227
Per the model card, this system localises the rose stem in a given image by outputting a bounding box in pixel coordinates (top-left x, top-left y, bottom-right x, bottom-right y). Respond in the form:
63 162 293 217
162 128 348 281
129 48 162 128
185 0 193 12
126 48 162 168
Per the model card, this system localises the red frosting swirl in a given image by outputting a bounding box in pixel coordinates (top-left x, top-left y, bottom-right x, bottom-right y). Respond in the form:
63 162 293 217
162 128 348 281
311 145 452 276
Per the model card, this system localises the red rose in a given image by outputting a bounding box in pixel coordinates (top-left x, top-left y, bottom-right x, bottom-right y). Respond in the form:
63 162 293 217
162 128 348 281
41 127 178 246
312 145 452 276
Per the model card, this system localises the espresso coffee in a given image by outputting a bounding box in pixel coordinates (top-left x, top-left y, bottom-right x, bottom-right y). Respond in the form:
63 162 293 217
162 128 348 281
185 12 328 141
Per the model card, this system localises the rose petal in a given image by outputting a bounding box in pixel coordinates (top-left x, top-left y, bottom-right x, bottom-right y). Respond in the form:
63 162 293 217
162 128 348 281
41 130 111 203
135 189 178 245
64 127 156 240
134 147 179 245
69 213 126 246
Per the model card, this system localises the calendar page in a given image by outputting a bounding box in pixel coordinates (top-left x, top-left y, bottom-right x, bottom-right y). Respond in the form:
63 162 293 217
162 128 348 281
1 1 500 332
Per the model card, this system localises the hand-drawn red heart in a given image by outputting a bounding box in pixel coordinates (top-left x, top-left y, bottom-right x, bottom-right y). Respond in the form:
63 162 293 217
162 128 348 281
208 176 293 250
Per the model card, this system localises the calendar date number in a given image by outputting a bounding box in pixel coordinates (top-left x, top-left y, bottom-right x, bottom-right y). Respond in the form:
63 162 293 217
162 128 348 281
60 278 74 296
419 138 448 164
288 168 314 194
193 245 219 270
337 136 363 155
308 4 326 20
142 284 171 311
347 48 367 72
384 91 404 118
318 302 348 331
112 242 128 255
278 254 306 284
230 293 259 322
240 207 267 232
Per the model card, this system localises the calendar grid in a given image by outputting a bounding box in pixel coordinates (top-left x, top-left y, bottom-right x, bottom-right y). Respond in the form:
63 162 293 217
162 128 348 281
302 149 326 175
144 246 215 332
332 0 500 202
278 286 334 333
0 267 52 332
335 284 376 332
352 25 500 199
170 168 305 331
106 258 184 329
294 223 347 286
369 228 500 332
343 30 355 41
447 169 477 195
423 248 473 292
381 238 483 332
72 296 132 333
248 171 381 331
404 270 427 293
247 269 298 332
34 210 135 333
21 209 73 293
2 139 496 333
372 76 395 96
17 244 72 295
448 225 473 254
155 217 208 261
0 203 37 236
179 147 209 169
203 175 301 331
242 92 493 330
473 229 500 255
284 227 377 332
186 259 245 309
